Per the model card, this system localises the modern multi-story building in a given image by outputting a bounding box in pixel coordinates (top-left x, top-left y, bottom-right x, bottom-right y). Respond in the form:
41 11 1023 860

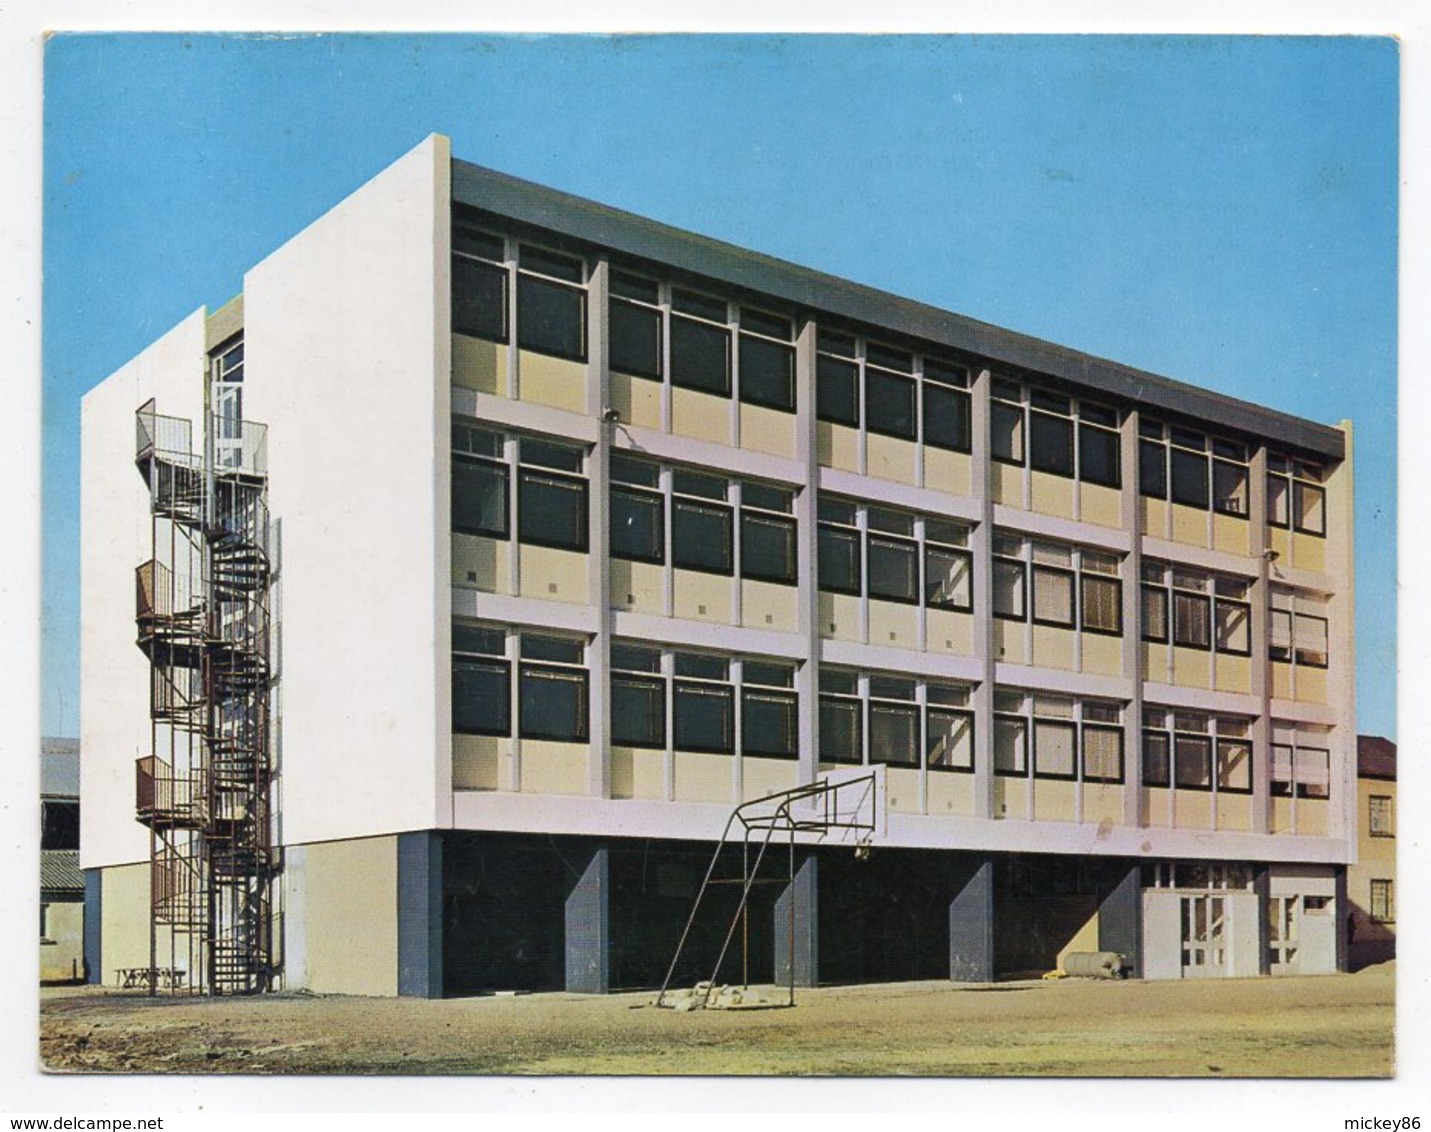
80 134 1356 997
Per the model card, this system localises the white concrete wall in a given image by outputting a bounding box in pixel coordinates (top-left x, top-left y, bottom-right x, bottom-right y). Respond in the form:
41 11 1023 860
243 135 452 844
80 311 208 869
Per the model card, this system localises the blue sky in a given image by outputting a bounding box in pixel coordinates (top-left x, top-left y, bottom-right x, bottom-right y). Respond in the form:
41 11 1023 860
42 33 1398 738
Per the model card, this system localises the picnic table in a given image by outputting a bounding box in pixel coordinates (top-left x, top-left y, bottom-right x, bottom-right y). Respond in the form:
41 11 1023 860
116 966 185 989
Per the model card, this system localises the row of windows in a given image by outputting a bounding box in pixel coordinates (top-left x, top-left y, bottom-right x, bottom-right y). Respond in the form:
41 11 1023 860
992 691 1125 783
453 231 590 363
817 500 972 609
991 380 1122 487
1141 712 1253 793
1270 591 1330 668
1140 562 1251 654
452 425 589 551
453 626 590 742
611 455 796 583
1267 454 1327 536
992 535 1122 634
816 332 973 453
818 669 974 770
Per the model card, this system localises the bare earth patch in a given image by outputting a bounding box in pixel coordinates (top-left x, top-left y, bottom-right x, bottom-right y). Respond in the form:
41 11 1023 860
39 962 1393 1077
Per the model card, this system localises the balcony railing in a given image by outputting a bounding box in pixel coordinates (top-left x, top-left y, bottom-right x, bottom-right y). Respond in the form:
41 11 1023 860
212 418 268 478
135 403 200 468
135 560 205 623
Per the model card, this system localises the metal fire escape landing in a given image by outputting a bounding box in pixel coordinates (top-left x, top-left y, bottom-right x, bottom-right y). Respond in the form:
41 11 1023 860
132 356 279 995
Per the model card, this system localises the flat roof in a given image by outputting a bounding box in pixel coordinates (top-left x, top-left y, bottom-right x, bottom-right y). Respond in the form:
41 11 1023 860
453 158 1345 463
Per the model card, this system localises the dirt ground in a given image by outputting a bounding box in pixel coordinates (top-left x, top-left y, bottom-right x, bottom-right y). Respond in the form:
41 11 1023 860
39 962 1393 1077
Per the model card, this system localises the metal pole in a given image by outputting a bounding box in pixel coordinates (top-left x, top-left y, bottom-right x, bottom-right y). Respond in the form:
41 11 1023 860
787 825 795 1007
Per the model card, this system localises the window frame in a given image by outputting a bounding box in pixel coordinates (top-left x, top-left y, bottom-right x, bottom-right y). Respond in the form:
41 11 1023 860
1081 722 1125 784
1368 794 1394 838
515 245 589 363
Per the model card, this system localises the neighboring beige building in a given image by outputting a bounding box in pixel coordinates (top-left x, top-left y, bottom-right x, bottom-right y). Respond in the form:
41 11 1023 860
81 135 1358 996
1349 735 1395 970
41 738 84 983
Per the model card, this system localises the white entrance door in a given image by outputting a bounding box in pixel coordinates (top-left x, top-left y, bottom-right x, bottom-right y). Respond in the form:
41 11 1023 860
1181 894 1228 977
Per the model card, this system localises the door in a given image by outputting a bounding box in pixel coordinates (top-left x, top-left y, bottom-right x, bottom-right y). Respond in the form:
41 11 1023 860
1180 893 1227 977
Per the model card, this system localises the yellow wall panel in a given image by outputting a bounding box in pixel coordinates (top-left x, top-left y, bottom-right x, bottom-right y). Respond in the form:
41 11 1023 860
1083 783 1124 828
885 767 921 813
818 591 861 641
868 599 918 650
452 335 506 394
609 371 662 430
1142 787 1172 828
101 863 154 985
519 545 589 604
927 771 975 817
1214 652 1251 694
1293 533 1326 573
519 740 588 796
1174 789 1212 830
1140 497 1169 539
742 756 797 801
1031 624 1076 671
1271 661 1294 700
1079 482 1122 529
1172 646 1211 689
673 751 733 804
518 350 586 413
926 608 974 655
1271 796 1295 834
739 403 795 458
611 746 664 800
866 433 918 485
452 734 502 791
672 387 730 445
1140 641 1166 683
40 903 85 983
1216 792 1252 832
1030 471 1075 519
1171 503 1208 547
452 532 507 593
994 776 1028 821
610 558 664 614
1082 632 1122 677
817 422 859 472
1213 513 1251 557
1033 778 1077 823
673 568 733 623
741 579 797 632
302 836 398 997
1269 524 1291 563
1297 667 1329 704
923 447 971 498
1298 799 1330 837
994 618 1028 665
992 461 1023 507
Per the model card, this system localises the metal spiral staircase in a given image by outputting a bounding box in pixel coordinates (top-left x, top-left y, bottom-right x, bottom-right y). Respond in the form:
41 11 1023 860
132 362 278 995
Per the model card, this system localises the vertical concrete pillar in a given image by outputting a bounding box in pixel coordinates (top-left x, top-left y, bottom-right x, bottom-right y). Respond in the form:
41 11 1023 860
969 369 995 820
794 319 820 784
397 831 444 998
1249 445 1272 834
588 257 612 799
1335 865 1349 973
565 845 610 993
1098 862 1143 978
1120 410 1144 828
949 856 994 982
83 869 103 985
1253 864 1271 976
774 851 818 987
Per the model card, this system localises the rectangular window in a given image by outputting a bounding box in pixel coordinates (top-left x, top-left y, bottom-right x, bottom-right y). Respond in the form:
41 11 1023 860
869 696 919 767
1143 730 1171 787
925 545 973 611
1032 565 1075 628
452 255 508 342
923 379 972 453
1370 879 1394 923
1294 481 1327 536
1212 459 1248 518
816 355 859 426
1034 719 1077 779
1294 614 1329 668
1268 474 1290 527
992 400 1025 465
672 476 732 574
741 510 796 585
1082 724 1124 784
609 282 662 379
1271 744 1293 797
518 467 589 552
519 651 589 742
674 661 734 754
611 672 665 749
868 535 918 604
819 690 863 765
453 626 510 736
1369 794 1393 837
1141 585 1169 643
739 318 795 411
1029 410 1075 477
994 716 1028 776
1079 421 1121 487
1174 735 1213 790
927 707 974 772
1214 599 1251 656
1081 574 1122 635
1294 747 1330 799
865 368 916 440
1216 739 1252 794
742 683 798 759
1170 447 1210 508
610 484 663 563
1270 607 1293 662
670 291 731 395
993 558 1027 620
1173 592 1212 650
452 453 509 539
1139 438 1168 498
818 508 861 595
517 247 587 362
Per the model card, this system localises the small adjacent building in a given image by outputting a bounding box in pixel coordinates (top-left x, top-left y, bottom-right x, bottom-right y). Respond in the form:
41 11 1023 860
41 737 85 983
1349 735 1395 970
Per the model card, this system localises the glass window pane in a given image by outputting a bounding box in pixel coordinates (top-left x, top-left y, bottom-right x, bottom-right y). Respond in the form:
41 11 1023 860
818 525 861 594
1174 736 1213 790
674 682 734 754
517 275 586 361
610 271 658 303
610 298 662 379
670 316 731 395
817 330 856 357
925 546 972 611
1271 744 1294 795
610 454 659 488
1294 482 1327 536
1083 726 1124 783
927 709 974 771
519 665 588 741
453 625 505 656
821 667 859 695
994 717 1028 775
672 289 726 322
1082 575 1122 634
1079 423 1121 487
520 438 584 472
743 661 794 688
1143 731 1171 786
611 486 663 563
923 358 968 388
1268 476 1290 526
741 308 792 340
452 457 509 538
1213 460 1249 517
1294 747 1330 799
868 537 918 603
453 658 510 735
673 470 727 500
1215 600 1250 655
817 356 859 426
865 369 916 439
738 336 795 411
1294 615 1329 667
520 635 583 663
742 689 797 758
1032 567 1074 627
1139 439 1167 498
518 471 588 551
924 383 971 452
741 483 793 513
741 512 796 584
994 559 1027 619
819 697 862 764
1173 592 1211 649
611 643 661 672
1270 609 1293 661
675 653 728 680
672 500 732 573
1034 720 1077 778
992 402 1025 463
454 228 504 262
519 245 582 282
1217 740 1252 793
1030 413 1075 476
1170 448 1210 508
453 257 508 342
870 702 919 766
1141 585 1169 642
866 342 914 372
612 674 665 749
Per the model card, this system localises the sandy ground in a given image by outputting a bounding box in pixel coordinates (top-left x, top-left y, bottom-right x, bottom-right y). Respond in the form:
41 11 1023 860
39 962 1393 1077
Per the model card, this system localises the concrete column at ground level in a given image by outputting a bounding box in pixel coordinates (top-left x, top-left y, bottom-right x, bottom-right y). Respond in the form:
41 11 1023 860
397 832 444 998
1254 865 1271 976
949 857 994 982
1097 862 1143 979
565 845 610 993
83 868 103 985
1335 866 1349 973
774 851 818 988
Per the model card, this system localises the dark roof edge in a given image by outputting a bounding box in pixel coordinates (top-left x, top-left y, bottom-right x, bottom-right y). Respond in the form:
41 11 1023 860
453 158 1345 462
